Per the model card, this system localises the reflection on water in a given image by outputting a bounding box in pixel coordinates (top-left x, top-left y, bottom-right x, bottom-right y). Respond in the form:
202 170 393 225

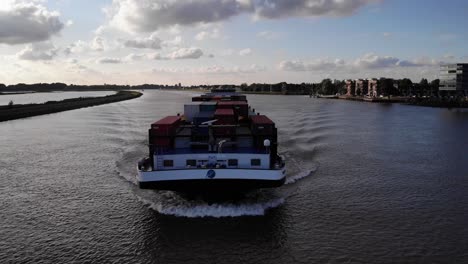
0 90 467 263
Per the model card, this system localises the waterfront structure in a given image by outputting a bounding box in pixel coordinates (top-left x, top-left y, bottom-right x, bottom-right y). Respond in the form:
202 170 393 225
439 63 468 96
355 79 368 96
345 80 355 96
368 78 379 97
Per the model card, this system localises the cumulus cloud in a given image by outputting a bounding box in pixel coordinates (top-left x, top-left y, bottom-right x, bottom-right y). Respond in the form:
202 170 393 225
239 48 252 56
353 53 400 68
0 1 64 44
165 47 204 59
106 0 377 32
64 37 109 55
123 33 162 49
107 0 252 32
16 41 59 61
90 36 105 51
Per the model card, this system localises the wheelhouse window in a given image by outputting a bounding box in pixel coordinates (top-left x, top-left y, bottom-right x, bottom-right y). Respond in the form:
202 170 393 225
163 160 174 167
251 159 261 166
186 159 196 166
228 159 238 166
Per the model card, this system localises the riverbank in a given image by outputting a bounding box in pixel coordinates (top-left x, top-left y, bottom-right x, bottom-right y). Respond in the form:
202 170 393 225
0 91 142 122
337 95 407 103
318 95 468 108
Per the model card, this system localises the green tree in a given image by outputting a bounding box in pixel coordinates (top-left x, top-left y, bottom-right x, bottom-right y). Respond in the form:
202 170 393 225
419 78 430 96
430 79 440 97
320 79 335 95
398 78 413 96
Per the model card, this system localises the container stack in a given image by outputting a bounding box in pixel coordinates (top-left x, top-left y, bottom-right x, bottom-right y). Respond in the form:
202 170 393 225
149 116 181 149
217 101 249 119
250 115 276 151
214 108 236 136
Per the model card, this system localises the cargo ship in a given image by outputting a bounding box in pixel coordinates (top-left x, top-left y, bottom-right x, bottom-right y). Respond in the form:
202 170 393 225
137 89 286 192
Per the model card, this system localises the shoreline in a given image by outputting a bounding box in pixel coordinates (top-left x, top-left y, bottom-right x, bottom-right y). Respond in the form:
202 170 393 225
317 95 468 108
0 91 142 122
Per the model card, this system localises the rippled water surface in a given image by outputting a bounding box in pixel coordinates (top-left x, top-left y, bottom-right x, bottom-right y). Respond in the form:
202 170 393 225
0 91 114 105
1 91 467 263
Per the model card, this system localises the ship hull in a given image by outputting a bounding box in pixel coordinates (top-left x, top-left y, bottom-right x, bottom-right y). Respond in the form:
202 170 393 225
137 167 286 192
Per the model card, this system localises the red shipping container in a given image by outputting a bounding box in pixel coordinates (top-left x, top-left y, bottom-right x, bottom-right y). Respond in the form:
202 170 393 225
214 109 235 124
251 115 274 135
151 116 181 136
151 137 171 147
217 101 249 117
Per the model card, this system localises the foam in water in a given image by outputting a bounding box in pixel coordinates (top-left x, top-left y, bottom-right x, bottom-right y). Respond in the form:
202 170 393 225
137 195 285 218
116 146 314 218
285 169 314 185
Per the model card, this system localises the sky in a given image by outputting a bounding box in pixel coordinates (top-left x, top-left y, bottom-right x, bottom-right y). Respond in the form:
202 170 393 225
0 0 467 85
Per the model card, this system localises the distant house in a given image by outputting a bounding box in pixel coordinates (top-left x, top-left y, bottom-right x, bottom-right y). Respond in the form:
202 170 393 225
355 79 368 96
439 63 468 96
368 78 379 97
345 80 355 96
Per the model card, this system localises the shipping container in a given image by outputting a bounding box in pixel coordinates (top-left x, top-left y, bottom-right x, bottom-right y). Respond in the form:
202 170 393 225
250 115 274 135
200 102 217 112
151 116 181 136
237 136 254 148
184 102 202 122
217 101 249 117
175 137 191 149
150 137 171 147
214 108 235 124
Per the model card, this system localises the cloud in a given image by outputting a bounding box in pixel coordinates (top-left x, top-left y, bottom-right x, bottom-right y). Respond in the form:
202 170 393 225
239 48 252 56
123 33 162 49
195 28 220 41
279 59 342 71
16 41 59 61
105 0 378 32
90 36 105 51
64 37 109 55
353 53 400 68
253 0 379 19
196 64 265 74
165 47 204 59
151 64 266 74
107 0 252 32
124 53 147 61
0 1 64 44
97 57 122 64
279 53 441 72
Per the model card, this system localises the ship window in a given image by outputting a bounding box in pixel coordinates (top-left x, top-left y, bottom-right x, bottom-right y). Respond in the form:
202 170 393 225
163 160 173 167
186 159 196 166
251 159 261 166
228 159 238 166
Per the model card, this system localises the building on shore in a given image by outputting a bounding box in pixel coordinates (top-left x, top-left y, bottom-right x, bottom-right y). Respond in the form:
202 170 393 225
439 63 468 96
368 78 379 97
345 80 355 96
355 79 368 96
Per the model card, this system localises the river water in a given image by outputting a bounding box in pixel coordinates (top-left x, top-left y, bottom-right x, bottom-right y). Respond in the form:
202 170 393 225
1 91 467 263
0 91 114 106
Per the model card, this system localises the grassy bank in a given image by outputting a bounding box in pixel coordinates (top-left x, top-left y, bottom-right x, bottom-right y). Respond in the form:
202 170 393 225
0 91 142 122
